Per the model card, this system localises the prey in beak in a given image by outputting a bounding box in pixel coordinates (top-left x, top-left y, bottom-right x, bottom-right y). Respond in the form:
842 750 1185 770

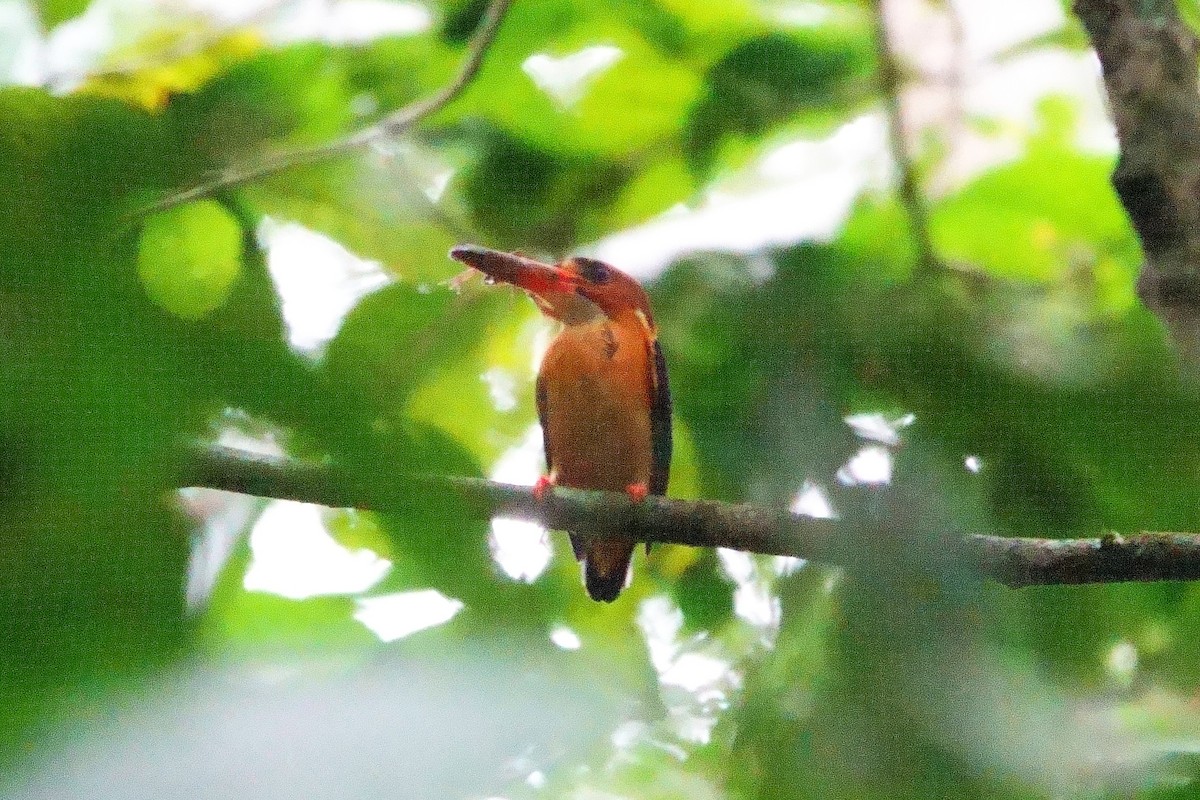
449 245 596 324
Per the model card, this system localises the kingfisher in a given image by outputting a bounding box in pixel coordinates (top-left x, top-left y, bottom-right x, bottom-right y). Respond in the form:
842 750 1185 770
449 245 672 602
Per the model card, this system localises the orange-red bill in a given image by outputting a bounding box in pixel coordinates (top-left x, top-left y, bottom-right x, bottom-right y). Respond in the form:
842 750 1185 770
449 245 577 296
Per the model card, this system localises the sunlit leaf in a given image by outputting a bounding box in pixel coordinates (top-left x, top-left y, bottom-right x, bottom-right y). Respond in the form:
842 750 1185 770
31 0 90 28
932 100 1138 281
82 28 263 111
138 200 244 320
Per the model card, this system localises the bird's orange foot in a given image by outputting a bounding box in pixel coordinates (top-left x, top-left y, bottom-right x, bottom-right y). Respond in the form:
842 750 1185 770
533 475 556 502
625 482 649 503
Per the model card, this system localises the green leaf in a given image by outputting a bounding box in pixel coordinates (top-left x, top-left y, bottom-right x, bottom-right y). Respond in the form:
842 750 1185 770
454 122 631 250
673 552 736 633
652 250 861 502
685 26 875 174
932 100 1139 281
324 282 499 413
0 88 205 758
31 0 90 28
138 200 244 321
244 155 460 281
452 34 703 158
1177 0 1200 38
169 44 356 161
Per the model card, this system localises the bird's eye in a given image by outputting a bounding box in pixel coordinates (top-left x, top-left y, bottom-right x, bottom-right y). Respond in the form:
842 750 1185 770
573 257 613 285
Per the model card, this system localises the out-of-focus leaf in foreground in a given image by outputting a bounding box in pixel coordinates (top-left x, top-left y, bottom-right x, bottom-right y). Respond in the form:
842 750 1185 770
4 645 630 800
0 87 200 752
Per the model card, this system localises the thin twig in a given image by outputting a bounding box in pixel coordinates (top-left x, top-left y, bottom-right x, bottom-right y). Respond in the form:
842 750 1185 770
868 0 940 276
941 0 968 159
185 444 1200 588
136 0 514 218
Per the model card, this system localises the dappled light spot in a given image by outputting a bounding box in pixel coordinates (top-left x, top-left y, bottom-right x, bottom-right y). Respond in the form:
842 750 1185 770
836 445 892 486
769 2 834 27
481 366 518 412
423 169 454 203
661 653 733 694
243 500 391 600
952 0 1063 63
669 707 721 746
348 92 378 117
734 583 780 630
0 2 42 86
774 556 805 576
261 218 391 358
612 720 689 761
188 417 291 607
490 519 551 581
214 412 288 456
489 426 553 581
639 596 686 677
550 626 582 651
638 597 740 746
790 480 836 519
718 550 782 630
717 549 754 584
522 45 623 109
269 0 432 44
183 486 260 610
965 454 983 473
610 719 645 750
1106 640 1138 685
844 411 915 445
591 116 881 277
354 590 463 643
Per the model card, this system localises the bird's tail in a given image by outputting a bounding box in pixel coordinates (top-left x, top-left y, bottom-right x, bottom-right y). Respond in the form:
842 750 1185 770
573 537 635 602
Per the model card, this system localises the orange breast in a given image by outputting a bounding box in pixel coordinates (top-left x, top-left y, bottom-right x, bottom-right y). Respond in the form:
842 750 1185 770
538 316 653 492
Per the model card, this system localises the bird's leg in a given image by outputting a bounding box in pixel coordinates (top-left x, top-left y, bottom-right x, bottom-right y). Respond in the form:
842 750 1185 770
533 475 557 502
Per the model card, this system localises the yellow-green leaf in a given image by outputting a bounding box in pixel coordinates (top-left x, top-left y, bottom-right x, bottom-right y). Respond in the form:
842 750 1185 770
137 200 243 321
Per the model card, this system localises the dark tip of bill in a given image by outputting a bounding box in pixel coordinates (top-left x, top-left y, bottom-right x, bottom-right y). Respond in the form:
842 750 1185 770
449 244 488 262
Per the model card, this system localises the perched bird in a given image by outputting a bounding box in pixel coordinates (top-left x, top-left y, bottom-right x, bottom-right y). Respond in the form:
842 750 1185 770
449 245 672 602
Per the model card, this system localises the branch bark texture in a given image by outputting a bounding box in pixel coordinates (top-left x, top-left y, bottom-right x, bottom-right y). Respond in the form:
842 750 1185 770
1074 0 1200 366
186 445 1200 588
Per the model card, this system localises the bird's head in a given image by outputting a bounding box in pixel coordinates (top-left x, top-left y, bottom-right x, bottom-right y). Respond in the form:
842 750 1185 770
555 255 654 323
450 245 655 330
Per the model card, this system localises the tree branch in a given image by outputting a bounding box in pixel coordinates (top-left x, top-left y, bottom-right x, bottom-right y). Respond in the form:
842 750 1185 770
137 0 514 218
1072 0 1200 368
868 0 940 277
185 445 1200 588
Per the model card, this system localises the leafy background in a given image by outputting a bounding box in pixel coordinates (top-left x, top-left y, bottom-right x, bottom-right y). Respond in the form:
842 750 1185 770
1 0 1198 797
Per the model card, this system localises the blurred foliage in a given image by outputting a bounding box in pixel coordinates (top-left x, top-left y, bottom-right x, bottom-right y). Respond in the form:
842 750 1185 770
2 0 1200 798
138 199 244 319
31 0 89 28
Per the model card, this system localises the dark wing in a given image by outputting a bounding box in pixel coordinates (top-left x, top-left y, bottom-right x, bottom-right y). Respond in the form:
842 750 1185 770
648 339 672 496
